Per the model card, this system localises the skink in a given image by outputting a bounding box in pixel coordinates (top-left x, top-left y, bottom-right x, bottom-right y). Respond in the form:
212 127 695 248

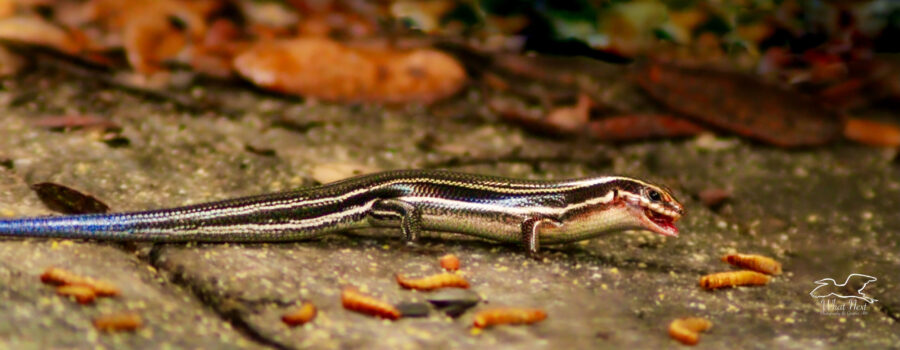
0 170 684 255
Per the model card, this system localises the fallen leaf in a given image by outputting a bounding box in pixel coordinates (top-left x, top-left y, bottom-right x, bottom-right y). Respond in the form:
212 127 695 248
843 117 900 148
234 38 466 104
697 188 731 209
635 62 842 147
544 94 592 133
0 16 80 53
589 114 705 141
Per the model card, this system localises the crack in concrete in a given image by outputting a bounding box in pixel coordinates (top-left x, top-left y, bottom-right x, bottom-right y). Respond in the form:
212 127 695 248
145 245 293 350
871 301 900 323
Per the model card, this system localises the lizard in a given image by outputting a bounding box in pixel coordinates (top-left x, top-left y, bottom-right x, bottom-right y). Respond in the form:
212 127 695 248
0 170 684 255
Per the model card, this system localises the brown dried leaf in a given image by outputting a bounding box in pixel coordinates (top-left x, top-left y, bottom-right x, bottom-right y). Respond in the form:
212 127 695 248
30 183 110 215
0 16 80 53
635 62 842 147
843 118 900 148
234 38 466 104
544 94 592 133
589 114 705 141
697 188 731 209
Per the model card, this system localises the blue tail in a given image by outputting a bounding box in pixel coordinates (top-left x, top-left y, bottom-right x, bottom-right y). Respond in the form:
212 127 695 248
0 214 134 239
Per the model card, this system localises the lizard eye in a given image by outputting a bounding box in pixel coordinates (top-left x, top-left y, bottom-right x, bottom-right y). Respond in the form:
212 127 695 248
647 189 662 202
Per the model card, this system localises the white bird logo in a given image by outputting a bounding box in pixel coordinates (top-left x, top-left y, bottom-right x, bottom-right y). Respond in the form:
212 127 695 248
809 274 878 304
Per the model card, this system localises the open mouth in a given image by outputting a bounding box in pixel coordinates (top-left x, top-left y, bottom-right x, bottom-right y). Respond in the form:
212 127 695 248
643 209 679 237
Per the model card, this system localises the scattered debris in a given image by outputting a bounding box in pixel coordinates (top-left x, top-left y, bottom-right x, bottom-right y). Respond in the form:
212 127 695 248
31 115 121 131
341 288 400 320
472 307 547 329
30 183 110 215
425 288 480 308
721 254 782 275
282 302 317 326
699 270 770 290
668 317 712 345
93 312 143 332
244 144 277 157
439 254 460 271
55 285 97 305
396 302 431 318
697 188 731 210
40 267 120 297
396 273 469 291
424 288 480 317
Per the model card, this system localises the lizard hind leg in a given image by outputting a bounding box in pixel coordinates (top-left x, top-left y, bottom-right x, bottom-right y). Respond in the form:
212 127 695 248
370 199 423 242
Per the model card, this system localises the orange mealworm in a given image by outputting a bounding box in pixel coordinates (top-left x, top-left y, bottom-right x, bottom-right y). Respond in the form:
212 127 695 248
439 254 460 271
721 253 782 275
40 267 120 296
668 317 712 345
56 285 96 304
282 302 317 326
93 313 142 332
472 307 547 328
699 270 770 290
341 288 400 320
395 273 469 291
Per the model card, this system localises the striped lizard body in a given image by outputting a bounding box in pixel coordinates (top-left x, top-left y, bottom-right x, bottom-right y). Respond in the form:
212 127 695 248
0 170 684 255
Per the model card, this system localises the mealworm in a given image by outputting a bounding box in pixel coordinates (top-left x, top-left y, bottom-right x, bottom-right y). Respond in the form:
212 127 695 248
395 273 469 291
282 302 317 326
472 307 547 328
93 313 142 332
40 267 120 296
668 317 712 345
439 254 460 271
341 288 400 320
699 270 770 290
56 285 96 304
721 253 782 275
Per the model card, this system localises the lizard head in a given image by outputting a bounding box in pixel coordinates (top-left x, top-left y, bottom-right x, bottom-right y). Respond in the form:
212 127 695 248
554 177 684 240
619 180 684 237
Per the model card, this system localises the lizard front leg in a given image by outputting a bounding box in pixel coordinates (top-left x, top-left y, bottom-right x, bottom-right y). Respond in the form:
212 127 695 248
370 199 423 242
521 217 562 258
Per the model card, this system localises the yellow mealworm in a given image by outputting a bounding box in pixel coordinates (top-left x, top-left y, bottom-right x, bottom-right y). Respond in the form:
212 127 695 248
668 317 712 345
282 302 317 326
472 307 547 328
439 254 460 271
341 288 400 320
40 267 120 296
56 285 96 305
93 313 142 332
395 272 469 291
721 253 782 275
699 270 770 290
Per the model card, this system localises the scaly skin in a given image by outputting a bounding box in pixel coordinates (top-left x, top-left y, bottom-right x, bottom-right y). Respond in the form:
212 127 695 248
0 170 684 255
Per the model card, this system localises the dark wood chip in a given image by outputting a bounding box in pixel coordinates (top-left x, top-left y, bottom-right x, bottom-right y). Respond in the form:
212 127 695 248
30 182 110 214
425 288 480 308
245 144 277 157
395 302 431 317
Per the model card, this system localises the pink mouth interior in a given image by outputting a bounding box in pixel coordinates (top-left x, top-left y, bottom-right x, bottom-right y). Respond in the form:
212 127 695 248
645 209 678 236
